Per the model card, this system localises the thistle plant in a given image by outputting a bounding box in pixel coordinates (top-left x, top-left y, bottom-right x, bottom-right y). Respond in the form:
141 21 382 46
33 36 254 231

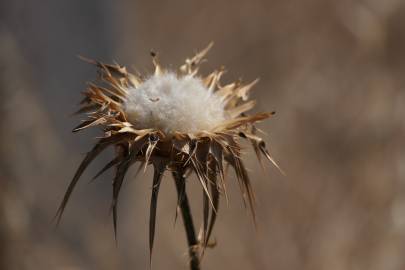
56 43 280 270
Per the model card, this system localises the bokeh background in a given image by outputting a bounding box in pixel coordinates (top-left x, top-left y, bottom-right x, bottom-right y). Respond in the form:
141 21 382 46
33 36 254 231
1 0 405 269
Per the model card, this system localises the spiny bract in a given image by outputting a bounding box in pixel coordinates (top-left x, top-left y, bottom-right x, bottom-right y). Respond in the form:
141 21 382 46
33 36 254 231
56 42 280 264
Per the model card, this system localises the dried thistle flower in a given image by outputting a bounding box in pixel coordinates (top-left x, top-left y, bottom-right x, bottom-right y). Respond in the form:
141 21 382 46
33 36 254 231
56 43 280 269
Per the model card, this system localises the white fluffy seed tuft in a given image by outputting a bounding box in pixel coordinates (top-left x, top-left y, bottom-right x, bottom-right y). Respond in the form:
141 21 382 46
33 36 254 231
123 72 226 134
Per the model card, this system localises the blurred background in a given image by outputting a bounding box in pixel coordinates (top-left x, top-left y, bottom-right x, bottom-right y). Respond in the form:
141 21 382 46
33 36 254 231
1 0 405 269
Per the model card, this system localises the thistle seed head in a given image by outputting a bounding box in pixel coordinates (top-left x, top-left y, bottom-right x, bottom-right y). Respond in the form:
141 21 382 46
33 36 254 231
56 42 281 266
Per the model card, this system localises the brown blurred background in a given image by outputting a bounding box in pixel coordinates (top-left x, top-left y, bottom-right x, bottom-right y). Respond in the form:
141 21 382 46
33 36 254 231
1 0 405 269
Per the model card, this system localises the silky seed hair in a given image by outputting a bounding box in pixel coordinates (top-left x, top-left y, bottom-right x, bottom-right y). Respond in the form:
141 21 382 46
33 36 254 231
123 72 226 134
56 42 281 265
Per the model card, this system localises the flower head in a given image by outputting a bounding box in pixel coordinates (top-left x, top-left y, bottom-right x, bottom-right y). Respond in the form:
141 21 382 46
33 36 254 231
56 43 280 265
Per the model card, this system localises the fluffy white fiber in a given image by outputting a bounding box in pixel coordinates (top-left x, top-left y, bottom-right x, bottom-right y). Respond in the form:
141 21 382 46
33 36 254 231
124 72 226 134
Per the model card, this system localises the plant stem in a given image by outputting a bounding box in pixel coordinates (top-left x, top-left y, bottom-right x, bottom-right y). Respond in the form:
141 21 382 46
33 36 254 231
173 171 200 270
